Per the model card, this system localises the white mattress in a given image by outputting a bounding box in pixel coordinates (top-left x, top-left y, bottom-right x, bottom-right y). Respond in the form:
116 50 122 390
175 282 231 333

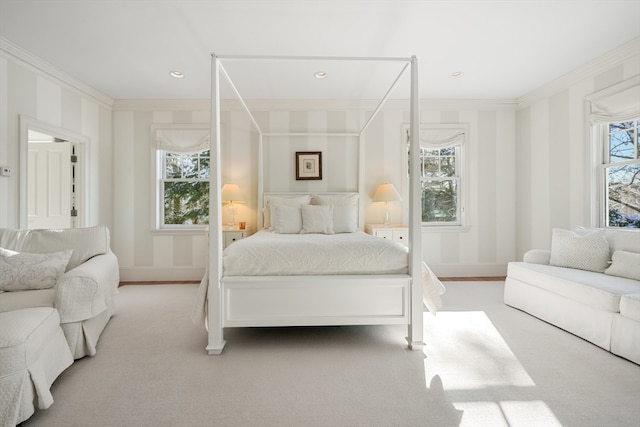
223 230 409 276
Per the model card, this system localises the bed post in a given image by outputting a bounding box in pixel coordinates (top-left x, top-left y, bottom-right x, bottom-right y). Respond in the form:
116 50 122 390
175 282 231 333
207 54 226 355
407 55 424 350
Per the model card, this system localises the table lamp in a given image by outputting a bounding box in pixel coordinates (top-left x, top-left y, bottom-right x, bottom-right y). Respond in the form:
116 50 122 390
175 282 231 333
373 183 402 226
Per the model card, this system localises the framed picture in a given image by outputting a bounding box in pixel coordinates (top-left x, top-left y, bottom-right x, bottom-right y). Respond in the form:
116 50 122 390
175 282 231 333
295 151 322 180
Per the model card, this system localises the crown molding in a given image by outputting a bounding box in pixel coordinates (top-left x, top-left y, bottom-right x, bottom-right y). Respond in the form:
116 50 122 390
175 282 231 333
0 36 114 108
112 98 211 112
112 97 517 112
517 37 640 109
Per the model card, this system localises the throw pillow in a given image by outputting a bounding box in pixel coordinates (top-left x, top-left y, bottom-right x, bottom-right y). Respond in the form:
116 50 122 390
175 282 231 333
300 204 334 234
271 205 303 234
549 228 610 273
0 247 73 291
604 251 640 281
263 195 311 229
311 194 359 233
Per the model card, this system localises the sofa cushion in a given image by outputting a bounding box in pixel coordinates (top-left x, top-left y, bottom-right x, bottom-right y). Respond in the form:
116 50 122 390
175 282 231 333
21 226 110 271
0 248 72 291
507 261 640 313
0 289 55 313
0 307 63 374
0 229 30 251
605 250 640 281
549 228 610 273
620 294 640 322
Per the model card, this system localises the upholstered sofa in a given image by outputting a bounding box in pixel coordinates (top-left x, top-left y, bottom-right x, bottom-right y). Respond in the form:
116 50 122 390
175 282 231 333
504 227 640 364
0 225 120 359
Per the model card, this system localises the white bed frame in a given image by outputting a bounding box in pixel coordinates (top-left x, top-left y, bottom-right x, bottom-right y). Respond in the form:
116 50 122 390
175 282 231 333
206 54 422 354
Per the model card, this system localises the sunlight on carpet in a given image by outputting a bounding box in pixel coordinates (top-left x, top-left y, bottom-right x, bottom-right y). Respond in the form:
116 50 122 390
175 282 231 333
423 311 562 427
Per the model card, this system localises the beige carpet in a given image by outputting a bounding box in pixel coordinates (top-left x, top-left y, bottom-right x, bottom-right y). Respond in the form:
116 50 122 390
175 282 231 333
22 282 640 427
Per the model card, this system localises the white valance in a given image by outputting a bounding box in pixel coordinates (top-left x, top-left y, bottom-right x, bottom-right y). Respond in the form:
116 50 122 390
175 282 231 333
588 80 640 124
155 128 210 154
420 127 466 149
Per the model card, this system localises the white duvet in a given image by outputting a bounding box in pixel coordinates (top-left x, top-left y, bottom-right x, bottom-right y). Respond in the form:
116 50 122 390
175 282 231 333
223 230 409 276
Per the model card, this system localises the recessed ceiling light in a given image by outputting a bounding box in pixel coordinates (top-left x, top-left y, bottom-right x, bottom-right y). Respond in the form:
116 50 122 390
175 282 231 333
314 71 327 79
449 71 464 79
169 70 185 79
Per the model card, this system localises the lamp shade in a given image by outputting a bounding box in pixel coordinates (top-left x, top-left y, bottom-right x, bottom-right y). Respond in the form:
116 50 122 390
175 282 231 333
373 183 402 202
221 184 244 202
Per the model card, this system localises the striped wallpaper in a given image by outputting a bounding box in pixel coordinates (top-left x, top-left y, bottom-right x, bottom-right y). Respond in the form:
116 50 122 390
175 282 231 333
2 37 638 280
0 51 112 231
111 101 517 280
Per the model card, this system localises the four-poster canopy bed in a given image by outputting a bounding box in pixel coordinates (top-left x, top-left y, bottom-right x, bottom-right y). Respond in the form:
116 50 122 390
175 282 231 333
195 54 444 355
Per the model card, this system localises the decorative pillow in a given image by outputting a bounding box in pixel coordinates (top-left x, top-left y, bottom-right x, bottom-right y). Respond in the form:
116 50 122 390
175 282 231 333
271 205 303 234
549 228 610 273
604 251 640 281
300 205 334 235
263 195 311 229
0 247 73 291
311 194 359 233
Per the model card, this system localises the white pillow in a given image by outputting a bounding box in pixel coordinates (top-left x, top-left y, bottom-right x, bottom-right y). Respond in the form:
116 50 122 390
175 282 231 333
549 228 610 273
271 205 303 234
311 194 359 233
300 205 334 235
0 247 73 291
263 195 311 229
604 250 640 281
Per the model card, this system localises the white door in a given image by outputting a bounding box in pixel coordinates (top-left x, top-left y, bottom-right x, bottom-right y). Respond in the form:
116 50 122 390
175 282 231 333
28 141 72 229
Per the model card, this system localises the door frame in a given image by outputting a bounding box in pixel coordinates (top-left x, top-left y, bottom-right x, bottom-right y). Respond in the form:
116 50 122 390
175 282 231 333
19 115 89 229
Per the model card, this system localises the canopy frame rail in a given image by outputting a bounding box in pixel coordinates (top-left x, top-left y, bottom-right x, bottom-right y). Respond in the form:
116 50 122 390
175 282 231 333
207 53 422 355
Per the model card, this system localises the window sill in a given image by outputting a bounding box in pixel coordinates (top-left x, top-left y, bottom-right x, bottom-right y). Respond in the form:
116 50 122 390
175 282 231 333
151 228 208 236
421 225 471 233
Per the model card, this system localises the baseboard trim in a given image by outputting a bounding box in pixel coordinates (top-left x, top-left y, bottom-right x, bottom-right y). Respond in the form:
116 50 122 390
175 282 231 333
119 267 205 282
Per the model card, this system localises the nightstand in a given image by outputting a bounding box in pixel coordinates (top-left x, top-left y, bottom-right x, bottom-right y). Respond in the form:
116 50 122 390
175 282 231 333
365 224 408 246
223 227 252 249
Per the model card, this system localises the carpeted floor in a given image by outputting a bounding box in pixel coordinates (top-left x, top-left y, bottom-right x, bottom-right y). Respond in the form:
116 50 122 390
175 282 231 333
21 281 640 427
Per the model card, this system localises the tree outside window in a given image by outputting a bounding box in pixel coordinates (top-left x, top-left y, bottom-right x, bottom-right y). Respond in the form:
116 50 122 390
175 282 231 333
420 146 460 223
406 125 465 226
605 119 640 228
161 150 210 226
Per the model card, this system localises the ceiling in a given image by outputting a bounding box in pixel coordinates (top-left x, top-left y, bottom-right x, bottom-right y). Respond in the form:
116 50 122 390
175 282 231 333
0 0 639 101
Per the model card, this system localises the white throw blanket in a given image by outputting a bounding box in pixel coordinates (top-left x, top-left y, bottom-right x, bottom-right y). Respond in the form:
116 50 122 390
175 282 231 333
191 262 446 327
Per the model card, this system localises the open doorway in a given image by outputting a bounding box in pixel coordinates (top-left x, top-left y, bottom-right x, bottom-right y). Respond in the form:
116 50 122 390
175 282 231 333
19 116 87 229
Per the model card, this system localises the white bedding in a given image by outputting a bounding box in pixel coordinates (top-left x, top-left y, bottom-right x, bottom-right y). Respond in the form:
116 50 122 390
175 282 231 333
223 230 409 276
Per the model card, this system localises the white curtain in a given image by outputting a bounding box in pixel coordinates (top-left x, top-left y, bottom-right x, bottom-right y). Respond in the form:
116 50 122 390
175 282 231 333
420 128 466 149
589 80 640 124
155 128 210 154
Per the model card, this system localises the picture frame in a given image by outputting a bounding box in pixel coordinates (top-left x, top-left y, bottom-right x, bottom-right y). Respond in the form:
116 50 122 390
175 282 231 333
295 151 322 180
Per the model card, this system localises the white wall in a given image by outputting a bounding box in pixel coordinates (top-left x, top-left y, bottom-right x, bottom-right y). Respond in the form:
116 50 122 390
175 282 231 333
515 38 640 258
0 39 114 232
112 98 517 280
3 36 638 281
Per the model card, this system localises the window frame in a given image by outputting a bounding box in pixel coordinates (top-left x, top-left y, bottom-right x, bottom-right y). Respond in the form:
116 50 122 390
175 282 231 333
158 149 210 230
402 123 467 229
151 124 211 233
586 78 640 229
595 118 640 228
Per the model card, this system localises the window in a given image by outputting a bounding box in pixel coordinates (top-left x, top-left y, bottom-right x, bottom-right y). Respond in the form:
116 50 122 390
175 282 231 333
600 119 640 228
420 145 461 223
405 124 466 226
160 150 210 227
153 125 210 230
